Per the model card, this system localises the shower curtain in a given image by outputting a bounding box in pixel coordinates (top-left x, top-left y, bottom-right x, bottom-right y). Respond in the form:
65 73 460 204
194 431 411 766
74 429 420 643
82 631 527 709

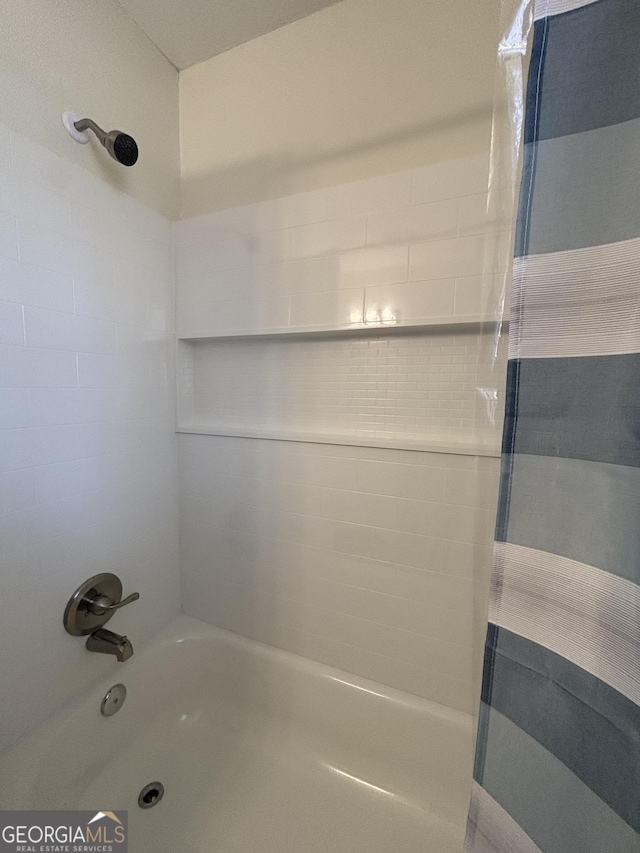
465 0 640 850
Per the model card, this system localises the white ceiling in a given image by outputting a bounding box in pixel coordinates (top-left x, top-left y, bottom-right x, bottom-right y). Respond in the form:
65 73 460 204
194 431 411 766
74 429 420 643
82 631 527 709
117 0 344 70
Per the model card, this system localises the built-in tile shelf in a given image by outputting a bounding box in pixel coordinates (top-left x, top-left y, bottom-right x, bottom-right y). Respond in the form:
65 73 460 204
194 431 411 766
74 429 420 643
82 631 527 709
177 319 507 459
176 424 501 457
176 314 508 343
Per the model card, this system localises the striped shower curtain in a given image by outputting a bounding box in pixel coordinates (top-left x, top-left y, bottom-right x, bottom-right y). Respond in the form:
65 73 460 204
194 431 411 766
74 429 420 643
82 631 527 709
465 0 640 850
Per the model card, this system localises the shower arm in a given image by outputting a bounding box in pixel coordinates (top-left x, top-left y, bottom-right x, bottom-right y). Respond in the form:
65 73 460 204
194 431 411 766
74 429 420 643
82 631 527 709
73 117 108 145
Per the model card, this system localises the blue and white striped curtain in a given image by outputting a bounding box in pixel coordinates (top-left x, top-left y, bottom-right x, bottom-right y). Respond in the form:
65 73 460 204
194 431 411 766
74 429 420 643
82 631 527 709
465 0 640 850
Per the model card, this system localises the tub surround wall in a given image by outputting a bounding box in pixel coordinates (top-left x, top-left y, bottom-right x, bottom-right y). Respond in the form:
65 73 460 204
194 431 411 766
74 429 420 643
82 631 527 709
179 436 497 713
0 0 180 219
0 0 505 748
176 0 505 719
179 330 500 451
179 0 499 215
175 157 505 714
175 155 503 338
0 123 180 753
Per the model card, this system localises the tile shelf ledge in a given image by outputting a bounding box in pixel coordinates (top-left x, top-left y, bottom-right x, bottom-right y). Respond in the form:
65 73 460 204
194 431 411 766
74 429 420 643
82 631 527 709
176 425 501 458
177 313 509 342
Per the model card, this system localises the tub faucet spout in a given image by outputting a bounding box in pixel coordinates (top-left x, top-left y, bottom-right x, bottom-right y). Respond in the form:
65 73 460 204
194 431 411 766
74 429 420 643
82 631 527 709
86 628 134 662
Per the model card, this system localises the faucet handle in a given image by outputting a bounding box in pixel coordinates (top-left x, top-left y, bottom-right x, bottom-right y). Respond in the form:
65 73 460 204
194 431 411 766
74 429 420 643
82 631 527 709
89 591 140 615
64 573 140 636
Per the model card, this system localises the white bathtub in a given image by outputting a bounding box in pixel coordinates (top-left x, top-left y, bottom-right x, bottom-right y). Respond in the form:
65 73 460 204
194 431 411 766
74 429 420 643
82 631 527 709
0 615 473 852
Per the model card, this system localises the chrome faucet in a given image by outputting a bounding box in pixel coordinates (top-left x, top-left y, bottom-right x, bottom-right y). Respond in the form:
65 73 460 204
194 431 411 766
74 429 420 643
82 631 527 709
63 573 140 662
86 628 134 662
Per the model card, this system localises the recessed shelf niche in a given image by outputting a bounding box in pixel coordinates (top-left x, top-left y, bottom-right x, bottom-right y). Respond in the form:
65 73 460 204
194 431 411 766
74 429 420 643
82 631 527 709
177 320 507 457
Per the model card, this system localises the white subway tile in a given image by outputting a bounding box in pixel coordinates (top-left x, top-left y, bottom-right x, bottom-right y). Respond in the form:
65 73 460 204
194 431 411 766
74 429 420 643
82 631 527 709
173 210 224 248
176 192 328 246
174 160 505 709
68 201 116 248
0 505 37 557
10 130 73 193
365 279 455 321
0 300 24 345
454 276 485 316
443 467 500 510
71 240 114 288
74 279 149 327
338 245 408 289
0 468 35 515
33 458 106 505
183 256 340 304
24 306 116 354
326 172 411 219
270 256 337 296
348 648 472 714
357 460 401 496
321 488 397 529
28 388 119 426
0 425 84 472
0 257 74 312
0 124 10 172
0 133 179 753
245 227 292 265
176 300 214 336
411 154 489 204
175 274 222 306
178 423 496 702
116 323 166 362
395 465 446 502
289 216 367 259
69 167 120 216
175 237 255 277
0 345 77 388
269 189 328 230
183 325 503 445
458 193 490 236
289 289 364 328
180 295 290 335
81 420 147 458
13 176 70 236
18 218 72 273
396 498 494 546
440 540 490 579
492 231 514 275
409 234 485 281
356 523 441 571
0 168 15 215
0 389 29 429
306 454 361 490
77 353 119 389
367 199 458 247
0 211 18 260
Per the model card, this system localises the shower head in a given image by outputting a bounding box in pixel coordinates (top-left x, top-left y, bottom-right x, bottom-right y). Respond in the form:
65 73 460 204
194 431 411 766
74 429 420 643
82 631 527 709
74 119 139 167
62 111 138 166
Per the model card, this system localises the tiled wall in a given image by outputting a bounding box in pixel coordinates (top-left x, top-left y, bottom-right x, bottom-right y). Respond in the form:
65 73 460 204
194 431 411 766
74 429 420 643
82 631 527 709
176 154 506 714
0 122 181 752
175 154 506 335
180 329 504 445
178 435 499 714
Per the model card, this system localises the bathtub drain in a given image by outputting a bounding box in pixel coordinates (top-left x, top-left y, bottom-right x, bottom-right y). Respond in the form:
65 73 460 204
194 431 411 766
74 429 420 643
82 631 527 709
138 782 164 809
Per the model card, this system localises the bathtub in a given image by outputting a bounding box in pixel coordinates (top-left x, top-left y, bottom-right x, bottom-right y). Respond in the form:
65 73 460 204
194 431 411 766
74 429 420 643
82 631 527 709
0 615 473 852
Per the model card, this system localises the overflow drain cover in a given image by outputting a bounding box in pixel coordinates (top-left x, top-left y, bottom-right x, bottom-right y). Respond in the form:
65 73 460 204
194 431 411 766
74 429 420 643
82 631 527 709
138 781 164 809
101 684 126 717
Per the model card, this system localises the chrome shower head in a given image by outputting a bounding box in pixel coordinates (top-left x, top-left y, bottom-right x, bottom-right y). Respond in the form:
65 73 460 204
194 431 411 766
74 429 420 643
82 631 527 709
62 112 138 166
